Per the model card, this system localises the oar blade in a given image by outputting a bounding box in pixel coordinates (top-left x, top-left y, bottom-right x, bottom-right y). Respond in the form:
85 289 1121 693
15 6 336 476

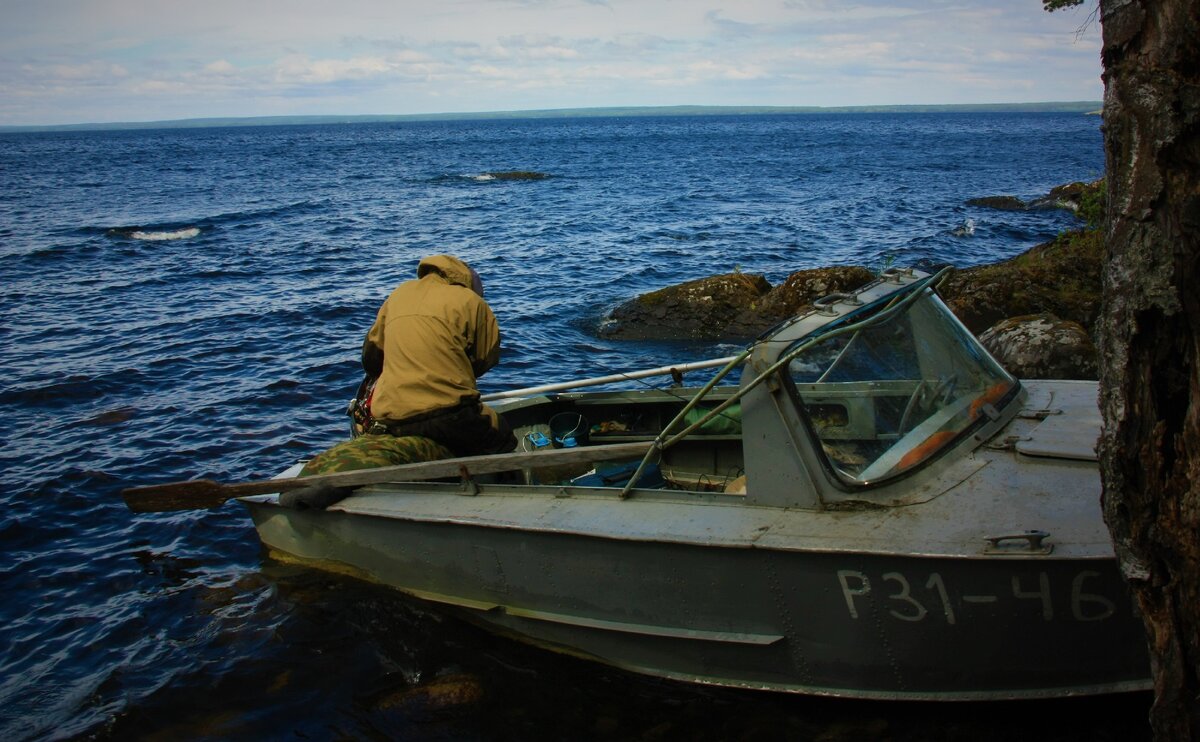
121 479 233 513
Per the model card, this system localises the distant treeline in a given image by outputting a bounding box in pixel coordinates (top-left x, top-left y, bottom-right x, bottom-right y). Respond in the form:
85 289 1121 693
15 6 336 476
2 102 1103 133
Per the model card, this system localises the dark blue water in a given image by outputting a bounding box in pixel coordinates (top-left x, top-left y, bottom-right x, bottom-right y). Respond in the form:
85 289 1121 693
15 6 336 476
1 114 1149 740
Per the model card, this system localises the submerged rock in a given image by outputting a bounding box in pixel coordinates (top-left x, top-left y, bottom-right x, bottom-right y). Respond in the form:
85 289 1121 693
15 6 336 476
484 170 549 180
965 195 1027 210
372 673 486 714
979 314 1097 380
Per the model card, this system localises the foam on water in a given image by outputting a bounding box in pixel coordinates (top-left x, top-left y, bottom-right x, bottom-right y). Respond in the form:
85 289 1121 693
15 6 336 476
129 227 201 241
951 217 977 237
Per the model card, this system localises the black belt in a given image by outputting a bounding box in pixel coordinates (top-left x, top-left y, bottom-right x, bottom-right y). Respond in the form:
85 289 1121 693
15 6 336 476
369 399 478 434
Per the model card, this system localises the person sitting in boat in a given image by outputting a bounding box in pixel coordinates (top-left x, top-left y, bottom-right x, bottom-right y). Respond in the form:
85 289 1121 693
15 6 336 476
280 254 516 510
360 253 517 456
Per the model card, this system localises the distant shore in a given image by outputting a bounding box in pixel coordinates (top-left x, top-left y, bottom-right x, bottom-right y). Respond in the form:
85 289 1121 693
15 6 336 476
0 101 1103 134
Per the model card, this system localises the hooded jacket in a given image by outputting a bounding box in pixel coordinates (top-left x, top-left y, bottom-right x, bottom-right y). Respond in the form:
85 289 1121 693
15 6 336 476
362 255 500 422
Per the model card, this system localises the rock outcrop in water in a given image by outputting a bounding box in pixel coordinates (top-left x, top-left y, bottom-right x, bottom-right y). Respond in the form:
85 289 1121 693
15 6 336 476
597 267 875 341
598 222 1103 379
966 180 1099 213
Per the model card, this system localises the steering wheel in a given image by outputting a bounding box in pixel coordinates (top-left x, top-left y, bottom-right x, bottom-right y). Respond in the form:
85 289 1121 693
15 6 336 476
859 391 976 481
898 374 958 434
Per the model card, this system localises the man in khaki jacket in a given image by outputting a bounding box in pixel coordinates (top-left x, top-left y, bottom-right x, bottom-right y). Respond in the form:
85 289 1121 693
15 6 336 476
361 254 516 456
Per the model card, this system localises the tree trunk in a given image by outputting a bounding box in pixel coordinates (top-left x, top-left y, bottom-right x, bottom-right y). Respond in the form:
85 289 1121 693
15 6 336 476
1096 0 1200 738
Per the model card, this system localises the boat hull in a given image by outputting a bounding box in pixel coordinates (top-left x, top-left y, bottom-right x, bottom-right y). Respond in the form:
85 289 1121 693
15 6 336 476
246 496 1150 701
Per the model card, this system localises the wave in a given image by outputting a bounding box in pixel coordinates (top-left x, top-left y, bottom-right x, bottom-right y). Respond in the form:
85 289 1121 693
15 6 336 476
203 199 327 226
107 226 200 241
0 369 146 407
98 201 326 244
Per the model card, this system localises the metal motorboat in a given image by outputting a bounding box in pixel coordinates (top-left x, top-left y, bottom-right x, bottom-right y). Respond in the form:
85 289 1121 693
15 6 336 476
233 267 1150 700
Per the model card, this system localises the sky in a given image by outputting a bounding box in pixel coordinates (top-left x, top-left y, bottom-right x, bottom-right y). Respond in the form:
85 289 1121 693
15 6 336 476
0 0 1102 127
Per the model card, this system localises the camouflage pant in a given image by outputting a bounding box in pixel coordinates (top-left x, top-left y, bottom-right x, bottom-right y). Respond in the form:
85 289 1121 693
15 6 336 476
299 434 455 476
377 402 517 457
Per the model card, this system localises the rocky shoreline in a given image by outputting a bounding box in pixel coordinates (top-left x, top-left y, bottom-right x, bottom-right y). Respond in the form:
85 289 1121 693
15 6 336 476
598 181 1103 380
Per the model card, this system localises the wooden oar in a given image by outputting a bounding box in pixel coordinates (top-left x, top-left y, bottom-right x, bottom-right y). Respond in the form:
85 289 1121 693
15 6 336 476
122 440 656 513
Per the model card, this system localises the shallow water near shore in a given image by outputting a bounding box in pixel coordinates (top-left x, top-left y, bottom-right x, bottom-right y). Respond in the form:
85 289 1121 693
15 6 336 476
0 112 1147 739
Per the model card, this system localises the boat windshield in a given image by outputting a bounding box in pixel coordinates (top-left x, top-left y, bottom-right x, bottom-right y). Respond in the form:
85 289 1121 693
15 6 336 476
785 288 1015 485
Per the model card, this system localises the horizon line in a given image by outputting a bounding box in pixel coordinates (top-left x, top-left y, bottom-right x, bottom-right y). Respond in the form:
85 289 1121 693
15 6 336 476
0 101 1103 133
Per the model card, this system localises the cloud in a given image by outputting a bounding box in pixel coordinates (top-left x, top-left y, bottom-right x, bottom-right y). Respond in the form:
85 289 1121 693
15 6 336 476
789 36 893 65
687 60 767 81
272 55 378 85
269 50 442 86
603 33 673 54
0 0 1103 126
132 79 191 94
704 10 761 38
204 60 237 75
15 60 130 87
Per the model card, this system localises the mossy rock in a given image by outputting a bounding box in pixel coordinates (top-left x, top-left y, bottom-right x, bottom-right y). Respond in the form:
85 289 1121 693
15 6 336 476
939 228 1103 336
599 272 770 341
979 313 1098 380
760 267 877 317
598 266 875 342
726 266 877 338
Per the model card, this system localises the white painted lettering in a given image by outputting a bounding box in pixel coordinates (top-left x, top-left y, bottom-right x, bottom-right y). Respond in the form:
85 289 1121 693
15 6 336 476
1071 571 1116 621
1011 573 1053 620
925 573 956 625
837 570 871 619
883 572 927 622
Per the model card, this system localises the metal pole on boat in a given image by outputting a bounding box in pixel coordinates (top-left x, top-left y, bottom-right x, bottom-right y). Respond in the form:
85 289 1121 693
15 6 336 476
480 356 741 402
618 348 755 499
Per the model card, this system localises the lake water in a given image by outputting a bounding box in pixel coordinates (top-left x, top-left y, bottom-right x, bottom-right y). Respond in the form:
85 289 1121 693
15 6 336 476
0 113 1150 739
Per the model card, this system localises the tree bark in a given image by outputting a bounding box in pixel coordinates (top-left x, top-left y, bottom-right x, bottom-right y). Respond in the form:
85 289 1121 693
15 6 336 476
1096 0 1200 738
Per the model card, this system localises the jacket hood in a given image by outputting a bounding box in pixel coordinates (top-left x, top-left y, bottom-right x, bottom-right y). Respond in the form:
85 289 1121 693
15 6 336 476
417 255 476 289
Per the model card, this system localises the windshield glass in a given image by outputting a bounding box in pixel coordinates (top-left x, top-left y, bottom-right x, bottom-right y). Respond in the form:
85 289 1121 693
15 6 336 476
786 289 1015 484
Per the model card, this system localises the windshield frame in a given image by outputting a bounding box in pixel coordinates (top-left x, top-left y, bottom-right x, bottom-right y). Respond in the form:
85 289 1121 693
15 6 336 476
774 282 1019 489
